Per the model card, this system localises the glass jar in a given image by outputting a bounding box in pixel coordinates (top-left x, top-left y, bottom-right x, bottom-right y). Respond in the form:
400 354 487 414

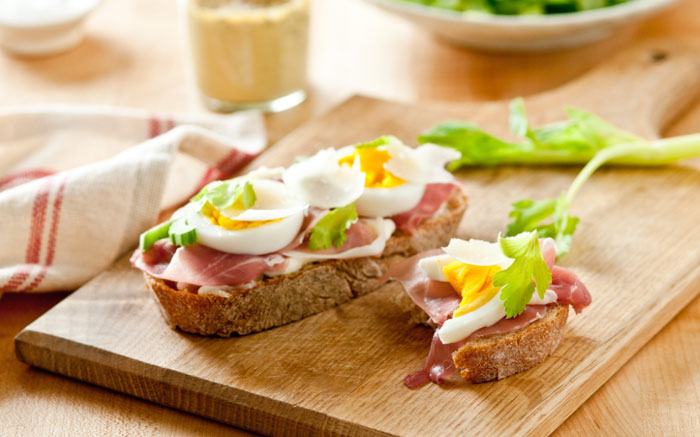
186 0 309 113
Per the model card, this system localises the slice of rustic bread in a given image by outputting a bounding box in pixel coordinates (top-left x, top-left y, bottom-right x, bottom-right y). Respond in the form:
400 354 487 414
454 304 569 383
145 189 468 336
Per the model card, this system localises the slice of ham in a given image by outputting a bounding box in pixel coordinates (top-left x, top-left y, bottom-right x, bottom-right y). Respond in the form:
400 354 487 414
278 207 327 253
550 266 591 313
136 239 177 275
131 210 387 288
465 304 548 341
388 249 460 326
540 238 557 269
404 305 548 388
404 331 455 389
540 237 592 313
131 241 287 287
391 183 459 234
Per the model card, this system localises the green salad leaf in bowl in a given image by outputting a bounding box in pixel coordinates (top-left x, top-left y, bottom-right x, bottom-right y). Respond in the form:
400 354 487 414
366 0 676 51
398 0 632 15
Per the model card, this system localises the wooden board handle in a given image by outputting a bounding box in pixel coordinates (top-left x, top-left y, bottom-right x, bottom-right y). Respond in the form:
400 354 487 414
528 39 700 139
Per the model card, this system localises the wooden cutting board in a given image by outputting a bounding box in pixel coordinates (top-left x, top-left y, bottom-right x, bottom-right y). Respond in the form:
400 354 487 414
15 40 700 436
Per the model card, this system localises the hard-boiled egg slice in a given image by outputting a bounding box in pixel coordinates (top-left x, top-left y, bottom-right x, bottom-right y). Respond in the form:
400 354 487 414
336 143 426 217
189 179 307 255
283 148 365 209
443 238 514 269
355 183 426 218
189 212 304 255
418 254 455 281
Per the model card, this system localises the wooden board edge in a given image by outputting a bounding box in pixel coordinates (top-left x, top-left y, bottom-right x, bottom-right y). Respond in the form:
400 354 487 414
14 330 395 437
526 262 700 437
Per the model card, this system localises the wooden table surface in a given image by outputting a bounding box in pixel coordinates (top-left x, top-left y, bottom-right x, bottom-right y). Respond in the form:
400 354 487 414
2 0 700 435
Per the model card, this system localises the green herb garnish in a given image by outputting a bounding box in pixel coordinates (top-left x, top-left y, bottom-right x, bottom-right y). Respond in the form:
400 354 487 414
503 137 700 257
493 231 552 318
419 98 643 169
506 196 579 258
308 203 359 251
139 219 173 251
168 217 197 247
191 180 256 210
422 98 700 257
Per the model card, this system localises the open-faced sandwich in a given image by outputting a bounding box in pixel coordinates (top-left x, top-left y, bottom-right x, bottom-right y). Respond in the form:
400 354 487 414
131 136 467 336
390 232 591 386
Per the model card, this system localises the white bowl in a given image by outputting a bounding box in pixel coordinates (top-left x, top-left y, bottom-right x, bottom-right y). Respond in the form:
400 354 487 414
364 0 678 52
0 0 103 56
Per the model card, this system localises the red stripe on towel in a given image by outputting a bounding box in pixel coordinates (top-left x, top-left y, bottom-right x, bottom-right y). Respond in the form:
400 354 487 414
21 179 67 292
0 169 54 191
25 178 52 264
149 117 161 138
1 177 53 292
2 264 33 291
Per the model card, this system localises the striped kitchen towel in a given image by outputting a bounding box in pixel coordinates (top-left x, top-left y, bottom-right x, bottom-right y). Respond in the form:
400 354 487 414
0 106 265 294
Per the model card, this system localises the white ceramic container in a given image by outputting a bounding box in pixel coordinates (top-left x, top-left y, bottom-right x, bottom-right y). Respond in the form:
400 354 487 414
0 0 103 56
364 0 678 52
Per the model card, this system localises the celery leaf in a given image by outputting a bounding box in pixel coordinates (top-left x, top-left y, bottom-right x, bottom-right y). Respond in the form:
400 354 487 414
308 203 359 251
493 232 552 318
191 180 256 210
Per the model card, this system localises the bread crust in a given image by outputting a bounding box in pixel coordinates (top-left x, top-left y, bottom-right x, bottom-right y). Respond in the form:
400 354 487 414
145 189 468 336
453 305 569 383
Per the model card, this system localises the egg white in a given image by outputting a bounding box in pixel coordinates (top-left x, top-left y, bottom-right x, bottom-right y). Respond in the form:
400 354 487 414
188 210 304 255
355 183 426 218
439 292 508 344
418 254 455 281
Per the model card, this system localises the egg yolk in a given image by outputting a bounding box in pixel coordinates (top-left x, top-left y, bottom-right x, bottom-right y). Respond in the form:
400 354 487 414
442 261 502 318
202 202 282 230
338 146 405 188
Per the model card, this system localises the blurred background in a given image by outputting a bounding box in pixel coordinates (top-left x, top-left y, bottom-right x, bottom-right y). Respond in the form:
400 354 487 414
1 0 698 143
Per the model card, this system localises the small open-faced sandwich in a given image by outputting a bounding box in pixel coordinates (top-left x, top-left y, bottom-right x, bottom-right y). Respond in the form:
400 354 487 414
390 232 591 387
131 136 468 336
